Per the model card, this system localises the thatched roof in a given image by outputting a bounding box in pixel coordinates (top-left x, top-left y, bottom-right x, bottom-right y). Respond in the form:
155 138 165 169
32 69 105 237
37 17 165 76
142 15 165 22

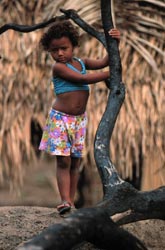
0 0 164 190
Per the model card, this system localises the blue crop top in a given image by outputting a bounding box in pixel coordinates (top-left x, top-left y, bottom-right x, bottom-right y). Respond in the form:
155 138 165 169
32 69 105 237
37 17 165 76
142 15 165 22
52 57 89 95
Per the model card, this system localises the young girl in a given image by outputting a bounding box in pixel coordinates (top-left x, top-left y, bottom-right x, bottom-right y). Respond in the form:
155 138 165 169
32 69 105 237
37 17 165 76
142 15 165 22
39 20 120 215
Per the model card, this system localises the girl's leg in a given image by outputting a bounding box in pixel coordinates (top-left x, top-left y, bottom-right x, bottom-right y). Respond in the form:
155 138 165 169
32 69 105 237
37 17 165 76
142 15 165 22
70 157 81 206
56 155 72 204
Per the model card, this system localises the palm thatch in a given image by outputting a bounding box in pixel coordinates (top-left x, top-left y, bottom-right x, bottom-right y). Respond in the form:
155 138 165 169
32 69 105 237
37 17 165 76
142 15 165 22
0 0 164 192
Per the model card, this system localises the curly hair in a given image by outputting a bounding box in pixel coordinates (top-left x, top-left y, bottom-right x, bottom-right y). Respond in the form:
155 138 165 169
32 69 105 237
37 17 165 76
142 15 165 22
40 20 79 51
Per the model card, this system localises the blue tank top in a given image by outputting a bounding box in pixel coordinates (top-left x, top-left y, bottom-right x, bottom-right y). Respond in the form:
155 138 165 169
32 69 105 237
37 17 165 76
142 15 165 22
52 57 89 95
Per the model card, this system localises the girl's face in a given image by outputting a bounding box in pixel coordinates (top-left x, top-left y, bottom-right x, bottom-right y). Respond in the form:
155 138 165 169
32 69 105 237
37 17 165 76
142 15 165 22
48 36 74 63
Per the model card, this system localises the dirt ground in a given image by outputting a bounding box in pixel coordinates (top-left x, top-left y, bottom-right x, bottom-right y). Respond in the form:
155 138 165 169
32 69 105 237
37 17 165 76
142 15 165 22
0 206 100 250
0 206 164 250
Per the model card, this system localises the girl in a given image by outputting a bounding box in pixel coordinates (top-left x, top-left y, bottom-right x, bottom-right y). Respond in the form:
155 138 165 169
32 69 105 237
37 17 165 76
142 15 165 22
39 20 120 215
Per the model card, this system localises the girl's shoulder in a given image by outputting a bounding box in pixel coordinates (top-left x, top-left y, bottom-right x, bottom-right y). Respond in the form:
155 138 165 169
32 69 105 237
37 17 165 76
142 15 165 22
52 62 68 78
73 57 85 65
72 57 86 74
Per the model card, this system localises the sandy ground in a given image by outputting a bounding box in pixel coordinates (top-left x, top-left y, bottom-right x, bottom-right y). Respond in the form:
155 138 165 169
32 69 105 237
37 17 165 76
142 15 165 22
0 206 165 250
0 206 102 250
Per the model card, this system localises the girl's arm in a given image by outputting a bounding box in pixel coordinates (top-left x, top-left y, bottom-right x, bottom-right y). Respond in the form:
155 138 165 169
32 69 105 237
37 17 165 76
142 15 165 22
83 55 109 70
83 28 120 70
53 63 109 85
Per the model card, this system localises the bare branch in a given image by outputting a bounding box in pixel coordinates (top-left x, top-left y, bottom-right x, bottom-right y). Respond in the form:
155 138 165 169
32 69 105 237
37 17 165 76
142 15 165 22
0 16 66 35
60 8 106 47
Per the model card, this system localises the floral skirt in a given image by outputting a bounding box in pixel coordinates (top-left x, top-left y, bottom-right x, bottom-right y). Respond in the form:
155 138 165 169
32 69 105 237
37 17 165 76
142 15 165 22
39 109 87 158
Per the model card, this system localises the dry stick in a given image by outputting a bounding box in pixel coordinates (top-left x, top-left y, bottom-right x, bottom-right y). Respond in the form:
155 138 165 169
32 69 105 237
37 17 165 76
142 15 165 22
0 15 67 34
60 8 107 48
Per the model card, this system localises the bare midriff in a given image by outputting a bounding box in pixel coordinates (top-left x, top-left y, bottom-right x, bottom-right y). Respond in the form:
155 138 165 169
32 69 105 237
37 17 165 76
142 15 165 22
52 90 89 115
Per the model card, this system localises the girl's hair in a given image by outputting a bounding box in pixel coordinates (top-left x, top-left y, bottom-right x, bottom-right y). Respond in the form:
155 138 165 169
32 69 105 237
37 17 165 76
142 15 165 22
40 20 79 51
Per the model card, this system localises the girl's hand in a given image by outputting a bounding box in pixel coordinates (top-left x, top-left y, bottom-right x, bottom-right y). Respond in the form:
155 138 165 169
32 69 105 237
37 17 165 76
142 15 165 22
108 28 120 41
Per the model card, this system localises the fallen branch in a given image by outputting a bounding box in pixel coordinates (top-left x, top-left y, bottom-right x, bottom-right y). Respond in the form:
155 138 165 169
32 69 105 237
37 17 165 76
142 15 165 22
18 207 148 250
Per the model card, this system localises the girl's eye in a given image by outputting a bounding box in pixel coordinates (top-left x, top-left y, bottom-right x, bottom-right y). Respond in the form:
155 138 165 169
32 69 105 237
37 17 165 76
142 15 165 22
50 48 58 52
49 47 67 53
